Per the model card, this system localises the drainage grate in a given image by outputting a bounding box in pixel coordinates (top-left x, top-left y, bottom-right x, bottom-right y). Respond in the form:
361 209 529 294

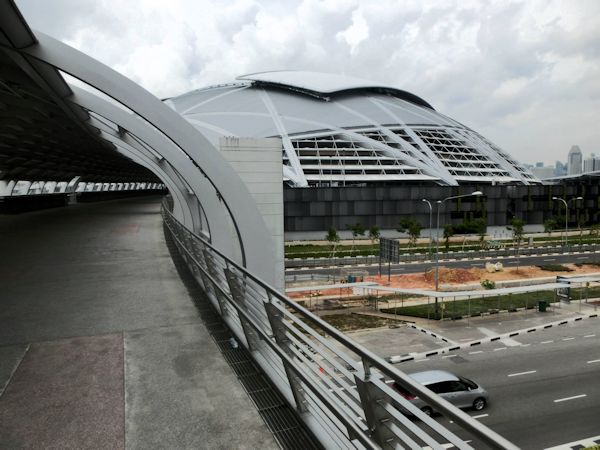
164 226 322 450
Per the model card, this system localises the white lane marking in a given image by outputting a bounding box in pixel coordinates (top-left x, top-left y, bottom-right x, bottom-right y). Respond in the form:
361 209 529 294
471 263 484 266
415 358 429 362
587 359 600 364
460 338 473 342
562 337 575 341
442 354 457 359
584 334 596 338
522 343 531 347
494 347 507 351
577 256 588 260
391 268 404 272
508 370 537 377
543 258 556 261
554 394 587 403
469 351 483 355
541 340 554 344
471 414 489 419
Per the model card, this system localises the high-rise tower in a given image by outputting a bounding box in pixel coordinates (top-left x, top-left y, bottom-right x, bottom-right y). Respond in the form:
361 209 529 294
568 145 583 175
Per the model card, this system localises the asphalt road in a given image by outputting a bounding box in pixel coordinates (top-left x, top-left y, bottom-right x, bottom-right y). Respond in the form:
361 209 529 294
396 319 600 449
286 251 600 278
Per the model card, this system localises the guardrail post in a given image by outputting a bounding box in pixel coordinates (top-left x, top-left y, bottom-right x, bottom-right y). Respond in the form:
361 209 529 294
264 292 308 413
201 249 229 317
161 204 520 450
354 364 396 447
224 266 261 352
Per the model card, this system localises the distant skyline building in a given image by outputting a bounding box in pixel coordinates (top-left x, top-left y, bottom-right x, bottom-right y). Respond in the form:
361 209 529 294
531 165 555 179
568 145 583 175
583 152 600 173
554 161 567 176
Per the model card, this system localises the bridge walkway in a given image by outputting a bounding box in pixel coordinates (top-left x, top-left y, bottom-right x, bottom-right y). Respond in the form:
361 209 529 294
0 196 277 449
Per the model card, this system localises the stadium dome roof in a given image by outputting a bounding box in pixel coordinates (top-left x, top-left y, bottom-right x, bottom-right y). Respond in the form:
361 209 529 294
166 70 538 187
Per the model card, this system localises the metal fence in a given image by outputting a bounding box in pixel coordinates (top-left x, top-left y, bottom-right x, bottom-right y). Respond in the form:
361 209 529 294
162 204 518 449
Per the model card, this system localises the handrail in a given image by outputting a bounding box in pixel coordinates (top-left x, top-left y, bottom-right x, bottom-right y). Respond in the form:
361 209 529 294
161 201 519 450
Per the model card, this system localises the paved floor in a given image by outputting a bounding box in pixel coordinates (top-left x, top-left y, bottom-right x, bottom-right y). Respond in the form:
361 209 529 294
0 196 277 449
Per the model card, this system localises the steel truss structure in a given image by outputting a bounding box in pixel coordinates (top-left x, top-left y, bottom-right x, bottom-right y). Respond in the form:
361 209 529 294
167 71 539 187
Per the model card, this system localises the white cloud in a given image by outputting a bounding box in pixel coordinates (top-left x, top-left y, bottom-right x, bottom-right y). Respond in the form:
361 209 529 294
337 9 369 52
492 77 530 100
15 0 600 165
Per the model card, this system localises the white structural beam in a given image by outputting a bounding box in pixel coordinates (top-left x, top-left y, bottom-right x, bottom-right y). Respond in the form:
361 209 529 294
68 85 235 256
14 33 276 285
86 114 194 226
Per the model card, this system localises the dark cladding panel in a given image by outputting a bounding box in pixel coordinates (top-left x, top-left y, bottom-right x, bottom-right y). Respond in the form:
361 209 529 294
354 201 376 215
283 182 600 233
309 202 326 216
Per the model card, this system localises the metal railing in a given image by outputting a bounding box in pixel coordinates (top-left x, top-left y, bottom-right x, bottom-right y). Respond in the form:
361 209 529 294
162 203 518 449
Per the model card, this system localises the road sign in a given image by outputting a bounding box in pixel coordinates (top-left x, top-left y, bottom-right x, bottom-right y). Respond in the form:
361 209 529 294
556 276 571 302
379 237 401 263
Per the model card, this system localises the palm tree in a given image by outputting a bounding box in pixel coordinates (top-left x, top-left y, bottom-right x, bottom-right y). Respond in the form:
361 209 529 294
398 218 422 249
346 222 365 251
511 218 525 272
326 227 340 258
368 225 380 243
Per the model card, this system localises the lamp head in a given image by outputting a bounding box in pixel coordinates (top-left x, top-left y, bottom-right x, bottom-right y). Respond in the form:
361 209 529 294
552 196 558 200
576 196 583 200
471 191 483 196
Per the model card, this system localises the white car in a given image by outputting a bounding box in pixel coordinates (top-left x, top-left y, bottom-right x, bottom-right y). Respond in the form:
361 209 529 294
391 370 489 416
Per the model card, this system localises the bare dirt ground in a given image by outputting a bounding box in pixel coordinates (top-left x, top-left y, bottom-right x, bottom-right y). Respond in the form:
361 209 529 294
364 264 600 290
286 265 600 300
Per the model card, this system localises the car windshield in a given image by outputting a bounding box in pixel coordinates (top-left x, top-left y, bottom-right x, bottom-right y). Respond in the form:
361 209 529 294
459 376 478 389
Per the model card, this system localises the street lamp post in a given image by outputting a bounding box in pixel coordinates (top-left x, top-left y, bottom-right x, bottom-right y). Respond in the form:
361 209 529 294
434 191 483 311
552 196 583 247
422 199 433 252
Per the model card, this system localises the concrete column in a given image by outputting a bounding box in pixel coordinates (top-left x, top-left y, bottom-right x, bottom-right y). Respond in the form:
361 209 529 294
219 137 285 292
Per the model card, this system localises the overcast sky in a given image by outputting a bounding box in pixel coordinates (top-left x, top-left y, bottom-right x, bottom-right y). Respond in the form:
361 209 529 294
16 0 600 165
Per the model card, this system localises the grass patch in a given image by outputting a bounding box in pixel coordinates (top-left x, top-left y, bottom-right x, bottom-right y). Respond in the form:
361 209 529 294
296 313 398 333
381 285 600 320
285 244 379 259
382 290 553 320
537 264 574 272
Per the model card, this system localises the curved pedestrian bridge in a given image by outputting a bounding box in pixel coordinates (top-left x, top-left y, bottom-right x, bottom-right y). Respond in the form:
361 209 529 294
0 196 278 449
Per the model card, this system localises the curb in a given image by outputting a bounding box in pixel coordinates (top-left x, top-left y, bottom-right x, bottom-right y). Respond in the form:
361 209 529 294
405 323 458 346
386 312 599 364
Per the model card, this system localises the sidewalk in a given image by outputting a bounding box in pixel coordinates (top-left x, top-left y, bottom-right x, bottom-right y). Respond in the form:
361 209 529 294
412 299 599 345
331 300 599 363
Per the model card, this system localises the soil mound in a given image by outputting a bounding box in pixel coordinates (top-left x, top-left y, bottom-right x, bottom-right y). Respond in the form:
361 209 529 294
424 267 480 284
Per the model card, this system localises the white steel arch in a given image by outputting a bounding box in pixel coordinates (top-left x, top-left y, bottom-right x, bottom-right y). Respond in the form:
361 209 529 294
17 31 276 286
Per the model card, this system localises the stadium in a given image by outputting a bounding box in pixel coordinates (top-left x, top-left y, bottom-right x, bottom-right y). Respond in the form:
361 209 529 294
166 70 539 188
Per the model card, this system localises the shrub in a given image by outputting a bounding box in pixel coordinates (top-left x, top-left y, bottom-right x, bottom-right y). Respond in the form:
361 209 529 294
575 261 600 267
481 279 496 289
537 264 574 272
